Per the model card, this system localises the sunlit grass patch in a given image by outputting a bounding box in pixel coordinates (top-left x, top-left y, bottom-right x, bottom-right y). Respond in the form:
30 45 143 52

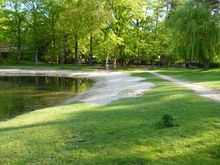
155 68 220 90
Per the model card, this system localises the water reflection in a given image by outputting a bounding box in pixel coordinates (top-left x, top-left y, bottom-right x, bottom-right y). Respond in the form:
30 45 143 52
0 76 94 121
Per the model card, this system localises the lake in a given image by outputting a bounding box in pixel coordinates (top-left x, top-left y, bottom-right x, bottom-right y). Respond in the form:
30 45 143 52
0 76 94 121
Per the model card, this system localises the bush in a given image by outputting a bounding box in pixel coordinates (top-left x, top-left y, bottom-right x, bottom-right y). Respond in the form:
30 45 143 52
157 114 180 128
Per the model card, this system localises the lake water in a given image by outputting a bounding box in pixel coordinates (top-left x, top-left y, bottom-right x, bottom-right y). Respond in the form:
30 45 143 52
0 76 95 121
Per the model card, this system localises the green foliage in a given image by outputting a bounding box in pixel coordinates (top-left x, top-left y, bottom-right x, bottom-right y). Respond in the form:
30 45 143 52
0 0 219 67
167 0 220 67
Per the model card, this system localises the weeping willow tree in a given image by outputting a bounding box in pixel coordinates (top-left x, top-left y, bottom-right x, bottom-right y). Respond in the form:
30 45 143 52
167 0 220 68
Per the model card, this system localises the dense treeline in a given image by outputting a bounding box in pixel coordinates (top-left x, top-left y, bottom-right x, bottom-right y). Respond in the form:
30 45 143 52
0 0 219 68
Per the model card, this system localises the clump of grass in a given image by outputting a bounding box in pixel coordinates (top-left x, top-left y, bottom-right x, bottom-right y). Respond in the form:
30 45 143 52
157 114 180 128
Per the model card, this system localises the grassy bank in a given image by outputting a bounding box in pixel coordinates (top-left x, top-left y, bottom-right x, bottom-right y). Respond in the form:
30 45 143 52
155 68 220 90
0 61 147 71
0 61 104 70
0 70 220 164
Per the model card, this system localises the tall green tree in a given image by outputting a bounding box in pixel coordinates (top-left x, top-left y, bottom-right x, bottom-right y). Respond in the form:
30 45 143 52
83 0 107 65
168 0 220 68
63 0 86 65
105 0 140 68
0 1 5 45
24 0 47 63
1 0 26 63
44 0 61 63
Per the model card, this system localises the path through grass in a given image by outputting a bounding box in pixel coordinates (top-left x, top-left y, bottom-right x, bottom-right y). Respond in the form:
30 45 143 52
155 68 220 90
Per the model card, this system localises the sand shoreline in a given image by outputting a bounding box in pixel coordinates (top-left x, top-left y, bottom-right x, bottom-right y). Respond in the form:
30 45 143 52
0 69 155 105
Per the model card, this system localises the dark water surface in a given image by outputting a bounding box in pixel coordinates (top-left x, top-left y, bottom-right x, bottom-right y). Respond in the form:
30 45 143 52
0 76 94 120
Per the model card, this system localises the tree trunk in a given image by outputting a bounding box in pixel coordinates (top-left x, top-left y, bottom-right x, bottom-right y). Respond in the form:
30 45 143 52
113 58 117 69
51 12 57 63
32 11 38 63
151 56 154 69
105 56 109 70
204 59 210 69
165 56 169 69
16 18 22 64
61 34 67 69
35 49 38 63
151 11 159 70
89 33 93 65
120 59 124 66
74 35 78 65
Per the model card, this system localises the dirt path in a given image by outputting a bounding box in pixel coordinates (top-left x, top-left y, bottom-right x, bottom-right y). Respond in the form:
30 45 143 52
147 70 220 103
0 69 155 105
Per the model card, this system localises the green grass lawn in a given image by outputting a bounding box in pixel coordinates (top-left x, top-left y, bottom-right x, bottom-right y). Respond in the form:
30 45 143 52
155 68 220 90
0 70 220 164
0 60 104 70
0 60 145 71
0 60 148 71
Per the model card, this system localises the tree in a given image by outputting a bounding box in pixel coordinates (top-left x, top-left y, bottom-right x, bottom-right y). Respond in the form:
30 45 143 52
83 0 107 65
143 0 168 68
44 0 61 63
24 0 48 63
167 0 220 68
0 1 5 45
62 0 86 65
105 0 142 68
1 0 26 63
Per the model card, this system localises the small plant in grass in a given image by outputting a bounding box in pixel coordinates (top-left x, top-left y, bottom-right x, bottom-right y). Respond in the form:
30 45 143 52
157 114 180 128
